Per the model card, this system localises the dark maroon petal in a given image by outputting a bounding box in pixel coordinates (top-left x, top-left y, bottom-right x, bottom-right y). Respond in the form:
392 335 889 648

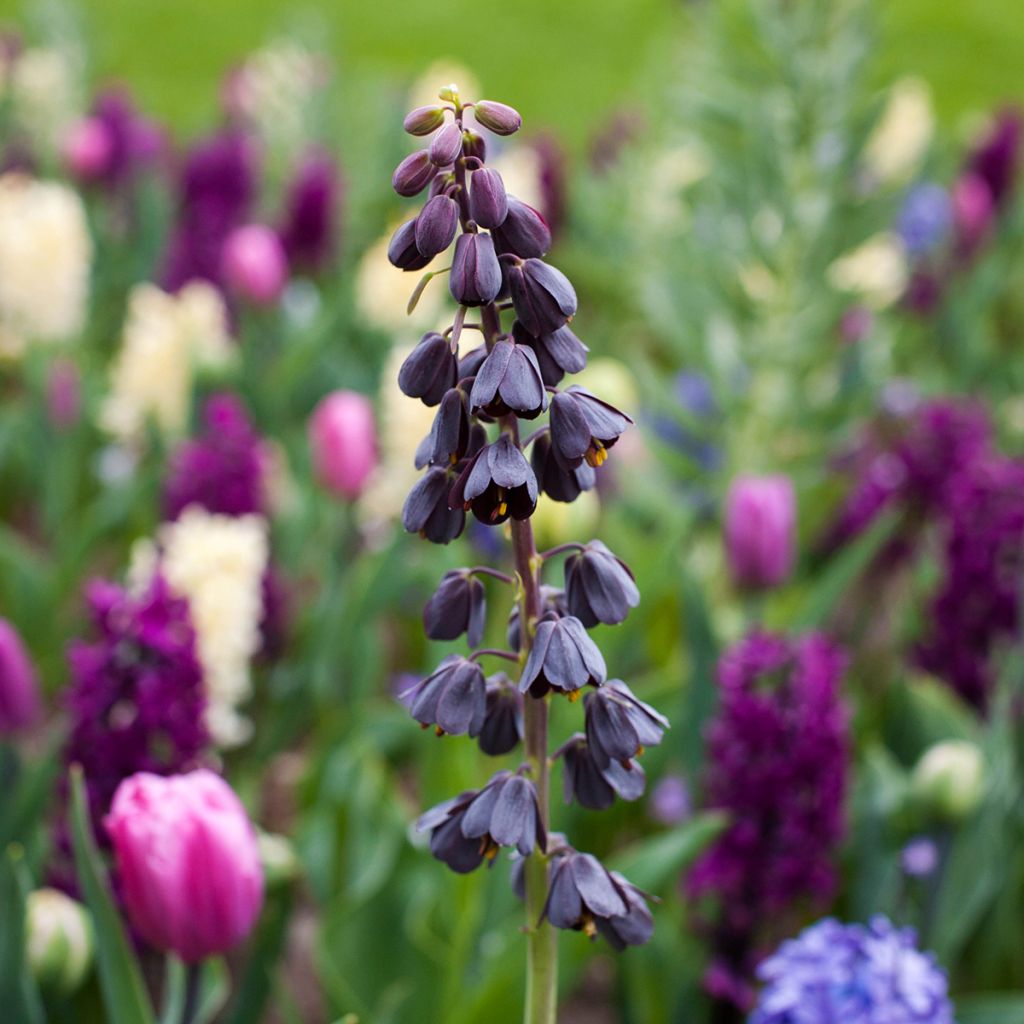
429 123 464 166
469 339 514 412
392 150 437 196
430 815 485 873
543 858 583 928
436 660 487 736
492 198 551 258
403 468 449 532
549 391 593 464
489 775 537 854
461 772 511 838
572 854 628 918
415 194 459 257
469 167 509 229
487 434 532 489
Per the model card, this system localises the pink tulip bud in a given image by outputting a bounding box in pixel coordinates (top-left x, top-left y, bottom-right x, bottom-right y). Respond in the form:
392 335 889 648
724 474 796 591
62 117 114 182
952 172 994 250
221 224 289 306
105 770 264 963
46 358 81 431
308 390 378 500
0 618 41 735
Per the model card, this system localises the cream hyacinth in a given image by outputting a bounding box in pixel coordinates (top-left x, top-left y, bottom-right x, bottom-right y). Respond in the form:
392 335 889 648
101 282 233 444
863 77 934 186
8 48 80 156
131 507 269 747
0 175 92 358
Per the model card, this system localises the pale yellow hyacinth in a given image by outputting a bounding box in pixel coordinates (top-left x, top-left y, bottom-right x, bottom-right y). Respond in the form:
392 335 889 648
863 78 934 186
0 175 92 358
827 233 908 309
101 282 234 444
9 48 80 155
132 507 269 748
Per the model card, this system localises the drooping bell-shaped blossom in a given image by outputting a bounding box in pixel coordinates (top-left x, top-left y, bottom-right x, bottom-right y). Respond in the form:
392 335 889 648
687 631 848 1010
221 223 289 305
164 393 267 520
723 474 796 592
308 389 378 501
106 769 264 963
278 149 340 273
0 617 41 735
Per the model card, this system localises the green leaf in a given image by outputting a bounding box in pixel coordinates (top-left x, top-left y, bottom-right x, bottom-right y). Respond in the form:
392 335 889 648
956 994 1024 1024
609 812 729 893
0 845 45 1024
68 767 156 1024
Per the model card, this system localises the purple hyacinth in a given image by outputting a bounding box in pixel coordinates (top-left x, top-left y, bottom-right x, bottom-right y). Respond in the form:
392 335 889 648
965 108 1022 210
55 575 207 887
90 88 164 189
750 916 955 1024
278 148 341 273
163 393 267 520
896 183 951 255
163 131 258 292
916 453 1024 709
688 631 848 1010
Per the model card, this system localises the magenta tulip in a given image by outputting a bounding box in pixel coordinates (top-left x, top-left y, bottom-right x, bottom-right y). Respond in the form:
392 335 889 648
46 358 81 431
0 618 40 735
724 474 796 591
105 770 264 963
62 117 114 182
221 224 289 306
309 390 378 500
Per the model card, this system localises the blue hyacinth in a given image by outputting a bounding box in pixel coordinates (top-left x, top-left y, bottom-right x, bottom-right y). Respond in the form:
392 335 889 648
750 916 955 1024
897 183 952 255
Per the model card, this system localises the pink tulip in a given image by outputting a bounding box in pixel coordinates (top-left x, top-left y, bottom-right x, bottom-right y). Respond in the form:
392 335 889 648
221 224 289 306
309 390 378 500
105 770 264 963
0 617 40 735
724 474 796 591
62 117 114 182
952 172 995 251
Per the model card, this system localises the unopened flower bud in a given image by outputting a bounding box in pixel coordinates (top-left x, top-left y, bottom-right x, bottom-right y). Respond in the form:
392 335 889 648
308 390 378 500
463 130 487 163
387 218 432 271
392 150 436 197
469 167 508 229
508 258 577 335
26 888 93 995
415 194 459 257
724 474 796 592
912 740 985 821
424 570 486 647
404 104 447 136
398 332 458 406
0 617 40 735
429 387 471 465
449 232 502 306
221 224 289 305
492 198 552 258
474 100 522 136
429 123 464 167
403 467 466 544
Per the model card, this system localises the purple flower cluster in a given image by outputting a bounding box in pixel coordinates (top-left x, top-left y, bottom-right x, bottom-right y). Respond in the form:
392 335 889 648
688 631 848 1009
163 392 267 520
750 916 954 1024
59 575 207 876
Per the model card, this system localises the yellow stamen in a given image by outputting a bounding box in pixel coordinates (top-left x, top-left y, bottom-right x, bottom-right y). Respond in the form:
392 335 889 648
636 745 645 757
582 914 597 939
566 690 581 703
435 726 445 737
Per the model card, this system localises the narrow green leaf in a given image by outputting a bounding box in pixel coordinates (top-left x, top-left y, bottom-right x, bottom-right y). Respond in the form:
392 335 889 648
68 767 156 1024
956 994 1024 1024
0 845 45 1024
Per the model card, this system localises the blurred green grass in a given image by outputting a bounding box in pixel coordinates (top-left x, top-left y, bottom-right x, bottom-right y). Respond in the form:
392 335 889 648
0 0 1021 148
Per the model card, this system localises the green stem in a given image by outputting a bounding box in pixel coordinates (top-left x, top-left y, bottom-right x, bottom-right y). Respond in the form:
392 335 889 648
181 962 201 1024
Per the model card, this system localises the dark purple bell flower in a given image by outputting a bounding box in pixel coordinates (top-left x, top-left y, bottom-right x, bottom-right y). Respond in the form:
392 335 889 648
512 320 588 387
279 149 340 272
473 100 522 136
463 130 487 163
449 434 538 525
388 218 432 271
402 654 487 736
469 339 547 419
564 541 639 627
584 679 667 767
415 194 459 257
450 232 502 306
423 570 486 647
508 258 577 335
460 770 545 858
541 851 629 939
550 386 632 469
492 198 552 259
507 586 568 651
392 150 436 197
478 674 524 756
398 332 458 406
429 123 464 166
518 613 606 697
469 167 508 229
403 467 466 544
428 388 471 465
596 872 655 951
458 345 488 379
416 790 486 874
531 434 596 503
555 733 646 810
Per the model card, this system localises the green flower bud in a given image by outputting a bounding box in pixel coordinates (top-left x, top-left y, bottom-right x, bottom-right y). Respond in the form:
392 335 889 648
26 888 93 995
258 830 301 889
912 740 985 821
